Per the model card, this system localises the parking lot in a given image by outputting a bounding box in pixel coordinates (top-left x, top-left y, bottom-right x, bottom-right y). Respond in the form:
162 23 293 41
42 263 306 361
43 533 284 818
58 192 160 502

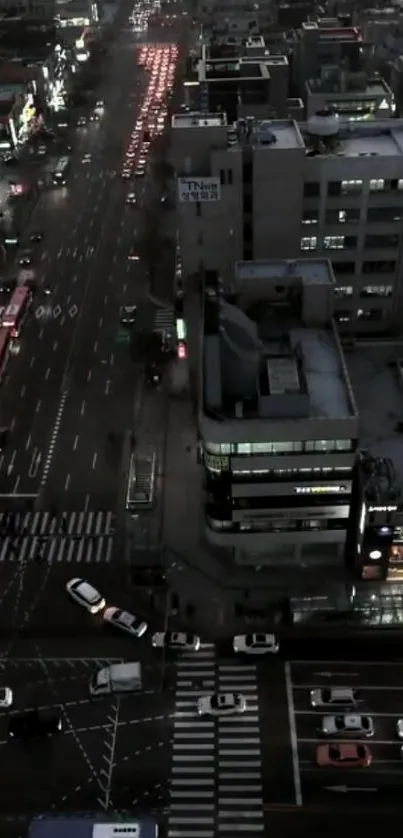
0 656 174 815
287 659 403 806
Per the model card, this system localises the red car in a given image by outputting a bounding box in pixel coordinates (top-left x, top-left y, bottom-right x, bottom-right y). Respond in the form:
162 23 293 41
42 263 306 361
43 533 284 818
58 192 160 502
316 743 372 768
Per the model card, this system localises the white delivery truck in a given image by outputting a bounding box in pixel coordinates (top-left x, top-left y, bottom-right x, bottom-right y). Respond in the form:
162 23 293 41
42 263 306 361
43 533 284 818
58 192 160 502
90 662 142 696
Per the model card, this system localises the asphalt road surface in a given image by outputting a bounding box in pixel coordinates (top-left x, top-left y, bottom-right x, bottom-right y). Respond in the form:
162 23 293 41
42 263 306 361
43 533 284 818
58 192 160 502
0 7 172 513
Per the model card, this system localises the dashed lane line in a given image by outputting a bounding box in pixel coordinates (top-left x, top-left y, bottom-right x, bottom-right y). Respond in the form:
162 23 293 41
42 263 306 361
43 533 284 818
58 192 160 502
51 740 170 812
0 657 123 669
35 647 103 794
0 688 166 720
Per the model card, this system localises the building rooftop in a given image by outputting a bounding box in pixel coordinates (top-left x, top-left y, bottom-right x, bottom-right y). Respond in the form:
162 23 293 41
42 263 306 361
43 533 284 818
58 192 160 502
300 117 403 157
172 112 227 129
347 343 403 497
235 259 333 285
202 270 356 427
307 75 391 99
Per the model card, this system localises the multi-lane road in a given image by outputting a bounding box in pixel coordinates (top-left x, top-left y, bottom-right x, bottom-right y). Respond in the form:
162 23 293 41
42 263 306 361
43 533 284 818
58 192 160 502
0 4 170 513
1 639 403 836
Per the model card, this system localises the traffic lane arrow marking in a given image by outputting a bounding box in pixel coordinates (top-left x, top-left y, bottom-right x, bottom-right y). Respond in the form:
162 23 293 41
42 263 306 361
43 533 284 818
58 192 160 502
325 785 378 793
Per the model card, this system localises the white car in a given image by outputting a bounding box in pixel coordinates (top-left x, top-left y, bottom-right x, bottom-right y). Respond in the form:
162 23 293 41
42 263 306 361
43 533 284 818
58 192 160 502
82 154 92 163
66 578 105 614
321 714 374 737
134 166 145 177
126 193 137 205
310 687 361 709
397 719 403 739
233 633 279 655
0 687 13 708
151 631 200 651
103 607 147 638
198 692 246 716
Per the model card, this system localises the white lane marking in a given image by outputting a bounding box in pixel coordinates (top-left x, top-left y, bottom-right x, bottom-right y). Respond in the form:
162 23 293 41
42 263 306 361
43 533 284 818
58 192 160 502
45 368 50 380
20 384 26 397
105 380 110 395
94 341 98 353
12 475 20 492
25 434 31 451
92 452 97 470
285 661 302 806
73 435 79 451
35 400 41 413
81 400 86 415
87 369 92 382
40 391 68 488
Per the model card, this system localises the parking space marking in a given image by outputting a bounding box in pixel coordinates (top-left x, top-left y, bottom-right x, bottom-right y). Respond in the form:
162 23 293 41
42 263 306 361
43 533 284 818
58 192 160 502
290 660 403 667
284 661 302 806
0 713 175 747
293 684 403 691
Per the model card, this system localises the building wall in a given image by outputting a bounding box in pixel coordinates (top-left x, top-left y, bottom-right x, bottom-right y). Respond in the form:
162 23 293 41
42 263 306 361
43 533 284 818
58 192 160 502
172 118 403 333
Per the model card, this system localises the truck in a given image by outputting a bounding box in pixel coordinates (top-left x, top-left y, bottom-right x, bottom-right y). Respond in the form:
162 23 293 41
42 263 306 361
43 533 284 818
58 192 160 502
89 662 142 696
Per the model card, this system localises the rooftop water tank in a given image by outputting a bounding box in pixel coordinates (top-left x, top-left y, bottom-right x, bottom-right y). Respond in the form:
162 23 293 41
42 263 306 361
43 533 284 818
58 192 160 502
307 108 340 138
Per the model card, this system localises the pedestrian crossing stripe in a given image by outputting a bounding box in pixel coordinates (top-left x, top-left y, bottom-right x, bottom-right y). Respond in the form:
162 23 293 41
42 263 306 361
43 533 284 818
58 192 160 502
0 535 114 564
154 307 174 332
0 510 114 537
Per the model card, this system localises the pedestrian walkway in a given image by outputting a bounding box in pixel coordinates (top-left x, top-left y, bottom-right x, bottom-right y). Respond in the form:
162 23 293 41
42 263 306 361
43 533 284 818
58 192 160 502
169 643 216 838
168 650 264 838
0 535 114 564
216 662 264 835
154 306 174 335
0 510 114 537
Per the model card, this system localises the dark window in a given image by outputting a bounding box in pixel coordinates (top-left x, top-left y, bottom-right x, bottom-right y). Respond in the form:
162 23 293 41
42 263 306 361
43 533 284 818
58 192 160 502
327 181 341 196
332 261 355 275
243 222 252 242
362 260 396 274
219 169 225 186
227 169 233 185
243 193 252 213
344 236 358 249
367 206 403 223
243 162 252 182
304 181 320 197
365 234 400 249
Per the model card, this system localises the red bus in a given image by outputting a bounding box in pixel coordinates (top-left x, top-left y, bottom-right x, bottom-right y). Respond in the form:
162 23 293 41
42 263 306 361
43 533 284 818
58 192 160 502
0 327 10 383
2 286 32 337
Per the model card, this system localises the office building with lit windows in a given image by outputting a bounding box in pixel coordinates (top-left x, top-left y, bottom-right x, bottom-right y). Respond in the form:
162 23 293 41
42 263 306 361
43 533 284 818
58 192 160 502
199 257 360 571
171 110 403 334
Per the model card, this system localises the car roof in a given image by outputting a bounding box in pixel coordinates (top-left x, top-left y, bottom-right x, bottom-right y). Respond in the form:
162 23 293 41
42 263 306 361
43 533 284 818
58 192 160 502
329 688 355 698
75 580 99 601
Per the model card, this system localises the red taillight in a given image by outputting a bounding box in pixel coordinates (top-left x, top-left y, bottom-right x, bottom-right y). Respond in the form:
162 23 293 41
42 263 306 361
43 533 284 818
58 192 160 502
178 342 187 359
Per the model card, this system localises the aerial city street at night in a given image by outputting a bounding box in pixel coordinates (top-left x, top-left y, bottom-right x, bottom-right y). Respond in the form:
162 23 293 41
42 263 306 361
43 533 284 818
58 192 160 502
2 0 403 835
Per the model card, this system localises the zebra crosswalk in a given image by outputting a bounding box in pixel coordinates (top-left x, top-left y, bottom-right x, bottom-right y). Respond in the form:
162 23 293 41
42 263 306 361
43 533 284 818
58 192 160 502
169 646 264 838
154 306 174 335
0 510 114 537
0 510 115 564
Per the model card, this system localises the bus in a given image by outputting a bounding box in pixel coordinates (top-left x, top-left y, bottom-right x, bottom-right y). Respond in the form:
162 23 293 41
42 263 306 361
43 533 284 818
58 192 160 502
2 285 32 338
0 327 10 383
51 156 70 186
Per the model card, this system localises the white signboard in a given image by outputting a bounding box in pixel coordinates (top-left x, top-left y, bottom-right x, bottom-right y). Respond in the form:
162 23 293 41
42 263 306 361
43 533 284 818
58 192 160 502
178 177 221 203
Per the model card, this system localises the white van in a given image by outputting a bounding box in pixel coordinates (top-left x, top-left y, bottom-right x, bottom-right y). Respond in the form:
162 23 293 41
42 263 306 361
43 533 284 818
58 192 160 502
90 662 142 696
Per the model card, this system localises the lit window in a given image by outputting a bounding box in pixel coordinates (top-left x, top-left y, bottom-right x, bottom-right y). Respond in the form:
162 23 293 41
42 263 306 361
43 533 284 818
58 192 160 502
300 236 317 251
341 179 362 194
399 180 403 191
369 178 385 192
360 285 393 298
324 235 345 250
334 286 353 297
